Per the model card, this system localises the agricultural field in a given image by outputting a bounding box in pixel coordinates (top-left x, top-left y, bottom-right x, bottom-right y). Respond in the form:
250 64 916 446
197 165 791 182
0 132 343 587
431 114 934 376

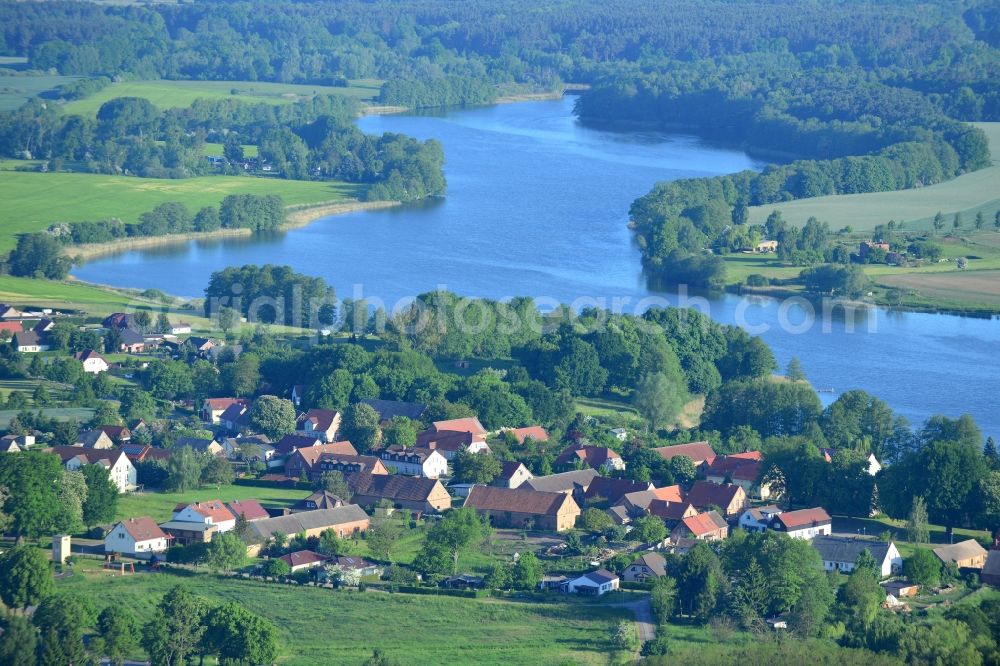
0 407 94 428
62 78 383 116
57 560 633 665
748 123 1000 232
0 274 192 315
876 269 1000 308
0 73 81 111
0 168 359 252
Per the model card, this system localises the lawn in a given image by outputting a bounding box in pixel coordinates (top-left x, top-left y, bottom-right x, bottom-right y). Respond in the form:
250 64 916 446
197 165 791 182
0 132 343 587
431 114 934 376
0 275 184 315
0 406 94 427
117 484 314 522
62 79 383 116
748 122 1000 232
57 561 630 665
0 169 359 252
0 73 81 111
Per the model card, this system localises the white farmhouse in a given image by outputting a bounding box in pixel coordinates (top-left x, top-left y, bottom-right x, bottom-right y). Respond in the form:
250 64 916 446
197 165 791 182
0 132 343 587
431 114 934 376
51 447 136 493
565 569 620 596
74 349 109 374
812 536 902 578
171 499 237 533
105 517 169 557
379 446 449 478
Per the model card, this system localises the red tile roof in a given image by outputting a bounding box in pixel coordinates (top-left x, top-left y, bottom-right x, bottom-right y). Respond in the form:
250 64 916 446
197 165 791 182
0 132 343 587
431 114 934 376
119 516 167 542
775 507 831 530
432 417 486 437
652 485 685 502
554 445 620 469
679 511 728 537
686 480 744 510
175 500 235 524
508 426 549 444
297 408 339 432
204 397 246 411
227 499 270 522
652 442 717 465
705 454 763 483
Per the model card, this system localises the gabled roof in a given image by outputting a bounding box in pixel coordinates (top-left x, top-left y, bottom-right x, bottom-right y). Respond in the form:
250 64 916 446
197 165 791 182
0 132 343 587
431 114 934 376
14 330 41 347
332 555 378 570
705 454 763 483
119 329 145 345
432 417 487 437
554 444 621 469
653 485 685 502
292 441 359 467
274 434 324 456
498 460 532 481
629 552 667 577
294 491 344 510
226 499 269 522
524 468 600 494
175 436 219 453
584 477 653 504
743 505 782 522
933 539 987 565
121 443 171 461
316 453 383 475
73 349 107 364
982 551 1000 578
297 408 339 432
174 499 235 524
686 480 744 509
360 398 427 422
507 426 549 444
117 516 167 542
204 397 246 411
464 486 575 517
649 500 696 522
279 550 328 568
416 429 475 452
48 446 129 468
249 505 369 541
774 507 831 530
219 402 250 425
574 568 618 586
651 441 717 464
349 473 445 503
678 510 728 537
381 445 445 464
812 536 892 564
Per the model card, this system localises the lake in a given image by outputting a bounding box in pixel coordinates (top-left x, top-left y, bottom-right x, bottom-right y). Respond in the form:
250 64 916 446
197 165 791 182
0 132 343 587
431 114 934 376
73 96 1000 438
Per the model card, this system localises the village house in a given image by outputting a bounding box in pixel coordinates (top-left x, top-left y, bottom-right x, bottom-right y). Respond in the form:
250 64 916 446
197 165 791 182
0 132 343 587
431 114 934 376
74 349 109 374
981 551 1000 586
493 461 534 489
0 320 23 337
349 473 452 513
247 505 370 554
769 507 832 540
219 402 252 434
859 240 891 261
704 452 772 500
613 485 686 520
623 552 668 583
118 328 146 353
610 427 628 442
0 304 22 320
273 434 326 458
554 444 625 473
292 490 345 512
313 453 388 481
820 448 882 476
201 398 248 425
169 322 192 335
524 468 600 505
295 408 341 443
77 429 116 449
102 313 134 330
157 520 217 545
49 446 136 493
647 500 698 527
105 517 169 558
226 499 270 522
97 425 131 445
415 417 491 460
506 426 549 445
738 505 783 532
671 510 729 542
283 441 364 480
686 480 748 517
651 441 717 467
565 569 620 596
812 536 902 578
14 330 50 352
172 500 237 533
175 436 225 457
882 581 920 607
360 398 428 424
121 443 172 464
379 445 449 478
290 384 306 408
330 555 381 578
583 477 654 506
0 438 20 454
278 550 329 573
933 539 988 570
463 486 581 532
755 239 779 253
221 435 274 463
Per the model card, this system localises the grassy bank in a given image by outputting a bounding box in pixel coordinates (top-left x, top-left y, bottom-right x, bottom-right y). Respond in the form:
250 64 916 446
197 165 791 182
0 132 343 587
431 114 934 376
57 561 630 665
62 78 382 116
0 168 360 252
748 122 1000 232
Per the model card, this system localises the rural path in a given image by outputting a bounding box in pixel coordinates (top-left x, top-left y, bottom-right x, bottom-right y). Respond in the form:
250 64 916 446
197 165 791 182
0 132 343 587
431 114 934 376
622 597 656 643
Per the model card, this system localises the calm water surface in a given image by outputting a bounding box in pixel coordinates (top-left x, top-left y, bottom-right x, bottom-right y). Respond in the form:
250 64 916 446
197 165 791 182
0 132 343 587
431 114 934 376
73 97 1000 437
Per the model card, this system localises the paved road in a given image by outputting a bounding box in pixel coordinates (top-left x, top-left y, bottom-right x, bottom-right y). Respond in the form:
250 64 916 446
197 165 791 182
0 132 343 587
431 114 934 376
623 597 656 643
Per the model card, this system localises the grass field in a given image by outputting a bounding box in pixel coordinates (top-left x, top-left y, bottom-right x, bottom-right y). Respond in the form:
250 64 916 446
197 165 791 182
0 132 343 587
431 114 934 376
117 484 313 522
748 122 1000 232
0 73 81 111
0 170 359 252
0 274 188 315
62 79 383 116
58 561 631 665
0 407 94 427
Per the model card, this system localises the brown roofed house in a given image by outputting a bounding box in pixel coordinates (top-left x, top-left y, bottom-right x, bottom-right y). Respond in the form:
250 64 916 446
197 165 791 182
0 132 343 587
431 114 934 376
506 426 549 444
651 441 717 467
686 480 748 516
493 461 534 489
584 477 654 506
770 507 832 540
349 473 452 513
283 442 363 480
296 408 342 443
933 539 988 570
278 549 329 572
226 499 270 522
554 444 625 473
623 552 668 583
671 510 729 541
464 486 580 532
292 490 345 512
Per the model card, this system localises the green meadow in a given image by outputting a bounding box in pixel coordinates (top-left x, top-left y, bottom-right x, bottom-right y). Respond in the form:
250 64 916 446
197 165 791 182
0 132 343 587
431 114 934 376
116 484 313 522
748 122 1000 232
57 560 632 665
0 168 359 252
0 73 81 111
62 78 383 116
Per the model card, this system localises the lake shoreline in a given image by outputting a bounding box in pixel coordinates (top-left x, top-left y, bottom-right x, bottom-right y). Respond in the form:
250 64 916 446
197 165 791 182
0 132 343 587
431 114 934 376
67 199 402 261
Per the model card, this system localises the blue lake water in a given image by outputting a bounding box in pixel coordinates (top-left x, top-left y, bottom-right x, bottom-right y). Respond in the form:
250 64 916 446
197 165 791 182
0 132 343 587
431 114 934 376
72 96 1000 438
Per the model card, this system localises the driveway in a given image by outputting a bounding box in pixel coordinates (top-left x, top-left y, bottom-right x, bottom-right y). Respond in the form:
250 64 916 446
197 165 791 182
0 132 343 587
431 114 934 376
622 597 656 643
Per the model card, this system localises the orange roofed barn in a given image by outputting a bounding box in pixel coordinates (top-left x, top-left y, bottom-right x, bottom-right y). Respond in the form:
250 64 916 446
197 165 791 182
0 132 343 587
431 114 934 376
464 486 580 532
